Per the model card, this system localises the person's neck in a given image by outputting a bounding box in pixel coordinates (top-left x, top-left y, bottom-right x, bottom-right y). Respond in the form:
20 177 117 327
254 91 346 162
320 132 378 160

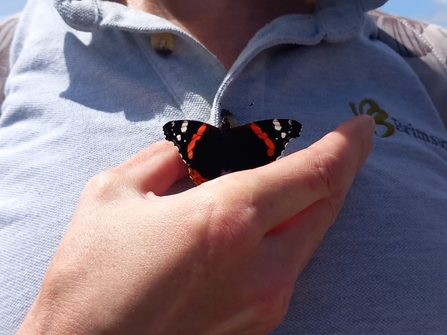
112 0 316 69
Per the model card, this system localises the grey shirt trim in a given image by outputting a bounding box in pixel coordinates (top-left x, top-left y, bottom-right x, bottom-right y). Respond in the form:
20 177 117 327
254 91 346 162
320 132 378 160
369 9 447 129
0 14 20 111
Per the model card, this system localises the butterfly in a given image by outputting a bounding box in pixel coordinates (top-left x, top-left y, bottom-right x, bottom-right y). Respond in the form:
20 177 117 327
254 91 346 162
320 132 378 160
163 109 302 185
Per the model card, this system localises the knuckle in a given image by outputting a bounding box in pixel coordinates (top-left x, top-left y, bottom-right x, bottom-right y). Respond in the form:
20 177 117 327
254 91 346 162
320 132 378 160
200 182 258 249
84 170 125 202
209 200 253 247
322 193 346 224
309 149 341 196
252 283 291 328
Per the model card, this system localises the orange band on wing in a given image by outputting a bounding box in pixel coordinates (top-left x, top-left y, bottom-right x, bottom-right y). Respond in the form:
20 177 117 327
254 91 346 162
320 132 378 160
187 124 208 160
249 123 275 157
189 168 209 185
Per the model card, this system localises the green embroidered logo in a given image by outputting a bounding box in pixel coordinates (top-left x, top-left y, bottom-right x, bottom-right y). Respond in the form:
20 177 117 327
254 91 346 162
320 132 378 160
349 99 447 150
349 99 394 138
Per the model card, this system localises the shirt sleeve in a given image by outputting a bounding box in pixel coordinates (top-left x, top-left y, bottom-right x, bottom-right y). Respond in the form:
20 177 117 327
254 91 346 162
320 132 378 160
369 9 447 130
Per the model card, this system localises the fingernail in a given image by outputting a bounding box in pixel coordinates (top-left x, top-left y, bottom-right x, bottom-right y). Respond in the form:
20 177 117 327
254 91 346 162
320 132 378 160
367 115 375 133
358 115 375 134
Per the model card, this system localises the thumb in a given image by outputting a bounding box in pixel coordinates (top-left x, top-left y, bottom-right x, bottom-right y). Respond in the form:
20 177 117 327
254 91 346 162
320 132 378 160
111 140 189 195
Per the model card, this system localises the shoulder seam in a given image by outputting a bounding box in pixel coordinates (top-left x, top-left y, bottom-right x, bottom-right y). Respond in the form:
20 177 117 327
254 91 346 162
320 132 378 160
397 17 447 73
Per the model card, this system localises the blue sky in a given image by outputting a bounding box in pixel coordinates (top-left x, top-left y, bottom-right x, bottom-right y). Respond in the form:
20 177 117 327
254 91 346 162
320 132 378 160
1 0 447 27
381 0 447 27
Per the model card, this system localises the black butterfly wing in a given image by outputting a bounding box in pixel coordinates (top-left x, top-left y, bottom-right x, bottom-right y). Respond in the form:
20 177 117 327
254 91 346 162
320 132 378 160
223 119 302 172
163 120 225 184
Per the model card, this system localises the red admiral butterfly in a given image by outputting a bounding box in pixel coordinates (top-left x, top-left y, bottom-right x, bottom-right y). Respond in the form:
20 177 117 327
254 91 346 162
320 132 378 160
163 110 302 185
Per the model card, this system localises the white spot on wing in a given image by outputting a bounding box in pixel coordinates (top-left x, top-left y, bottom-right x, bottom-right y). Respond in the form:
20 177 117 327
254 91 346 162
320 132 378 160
181 120 188 133
273 119 282 131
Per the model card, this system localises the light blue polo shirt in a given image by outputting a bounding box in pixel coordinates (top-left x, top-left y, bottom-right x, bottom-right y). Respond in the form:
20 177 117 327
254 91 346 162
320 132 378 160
1 0 447 333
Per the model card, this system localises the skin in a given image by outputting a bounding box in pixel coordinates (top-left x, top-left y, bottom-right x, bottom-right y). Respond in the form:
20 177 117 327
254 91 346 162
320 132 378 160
111 0 316 69
17 115 375 334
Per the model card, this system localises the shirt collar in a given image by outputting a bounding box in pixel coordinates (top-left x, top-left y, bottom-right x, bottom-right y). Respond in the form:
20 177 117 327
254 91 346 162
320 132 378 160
54 0 387 43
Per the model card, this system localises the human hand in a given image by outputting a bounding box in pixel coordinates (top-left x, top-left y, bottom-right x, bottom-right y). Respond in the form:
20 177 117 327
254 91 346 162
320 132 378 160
17 115 374 335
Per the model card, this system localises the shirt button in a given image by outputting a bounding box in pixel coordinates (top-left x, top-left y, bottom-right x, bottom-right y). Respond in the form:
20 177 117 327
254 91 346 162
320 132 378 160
150 33 175 56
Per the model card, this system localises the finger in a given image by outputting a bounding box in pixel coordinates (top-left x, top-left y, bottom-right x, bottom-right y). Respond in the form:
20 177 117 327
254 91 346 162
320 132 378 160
208 115 375 236
111 140 189 195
